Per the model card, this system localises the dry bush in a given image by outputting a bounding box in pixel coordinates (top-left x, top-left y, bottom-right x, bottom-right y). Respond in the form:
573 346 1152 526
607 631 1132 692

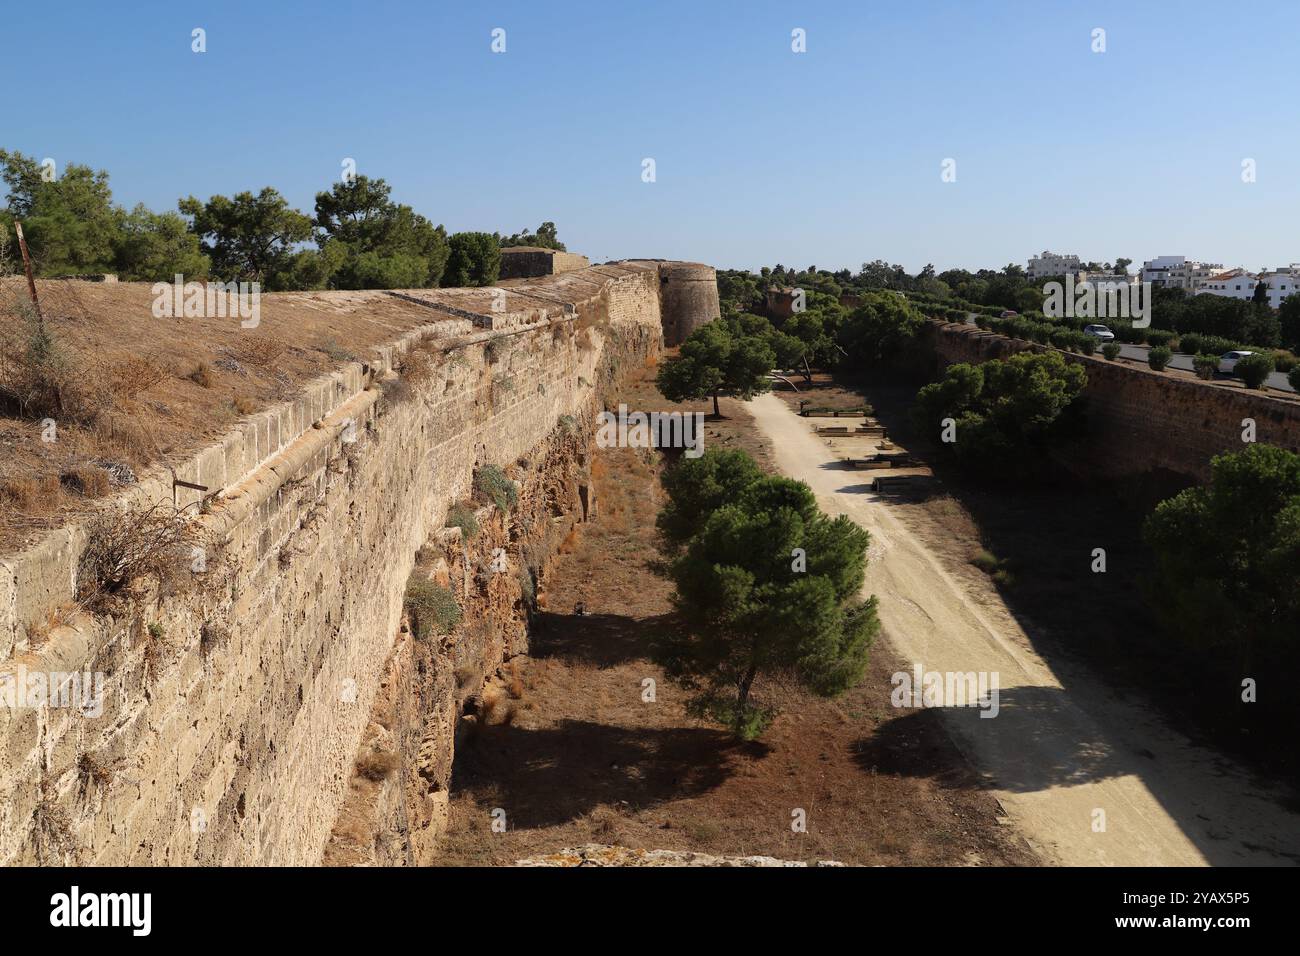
379 376 414 407
356 749 400 782
61 466 110 498
107 354 167 398
401 347 436 389
188 362 214 388
74 503 207 609
200 622 232 657
232 395 258 415
231 335 287 369
25 604 72 648
90 412 155 467
506 661 525 700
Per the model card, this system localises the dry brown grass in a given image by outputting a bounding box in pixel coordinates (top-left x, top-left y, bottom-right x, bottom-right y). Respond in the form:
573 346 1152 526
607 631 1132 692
62 466 110 498
1 475 62 514
188 362 214 388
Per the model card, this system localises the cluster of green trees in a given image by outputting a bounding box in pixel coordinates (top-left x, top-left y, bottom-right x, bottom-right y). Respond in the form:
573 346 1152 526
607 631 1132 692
653 449 879 739
0 148 560 291
1144 443 1300 670
722 259 1300 356
913 351 1088 465
658 289 930 413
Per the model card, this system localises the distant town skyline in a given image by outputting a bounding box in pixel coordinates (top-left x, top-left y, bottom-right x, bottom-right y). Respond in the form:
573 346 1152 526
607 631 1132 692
7 0 1299 274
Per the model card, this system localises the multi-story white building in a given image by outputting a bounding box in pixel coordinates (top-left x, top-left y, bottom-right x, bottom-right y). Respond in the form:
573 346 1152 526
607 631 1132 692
1197 270 1300 309
1027 250 1082 280
1140 256 1224 292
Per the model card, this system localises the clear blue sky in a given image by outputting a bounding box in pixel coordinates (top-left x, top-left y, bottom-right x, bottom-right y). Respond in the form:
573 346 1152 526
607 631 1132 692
5 0 1298 273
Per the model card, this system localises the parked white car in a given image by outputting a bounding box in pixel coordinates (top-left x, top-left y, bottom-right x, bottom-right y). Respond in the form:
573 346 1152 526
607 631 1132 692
1219 350 1255 374
1082 324 1116 342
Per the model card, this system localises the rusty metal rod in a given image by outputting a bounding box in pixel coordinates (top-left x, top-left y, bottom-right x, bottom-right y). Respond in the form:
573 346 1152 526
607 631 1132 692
14 220 43 322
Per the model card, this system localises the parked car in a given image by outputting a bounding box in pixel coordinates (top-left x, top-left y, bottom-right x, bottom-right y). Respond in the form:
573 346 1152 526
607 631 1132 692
1082 324 1116 342
1219 350 1255 375
999 310 1018 318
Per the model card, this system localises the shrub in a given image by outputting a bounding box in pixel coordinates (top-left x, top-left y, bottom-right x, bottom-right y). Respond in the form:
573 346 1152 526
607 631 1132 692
1101 342 1121 361
1077 334 1096 356
1180 332 1241 357
1193 354 1218 380
1146 329 1177 348
445 501 479 539
1144 444 1300 652
1234 352 1273 389
1290 366 1300 392
1270 350 1297 373
74 503 208 609
970 549 1000 574
913 350 1087 465
474 463 517 511
1148 346 1172 371
356 749 400 782
188 362 214 388
403 576 462 640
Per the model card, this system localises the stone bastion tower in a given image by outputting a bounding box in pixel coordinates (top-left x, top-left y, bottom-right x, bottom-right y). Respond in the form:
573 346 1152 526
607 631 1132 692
656 261 720 346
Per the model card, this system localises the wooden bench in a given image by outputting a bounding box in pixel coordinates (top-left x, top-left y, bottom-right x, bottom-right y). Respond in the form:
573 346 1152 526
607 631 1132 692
871 474 935 493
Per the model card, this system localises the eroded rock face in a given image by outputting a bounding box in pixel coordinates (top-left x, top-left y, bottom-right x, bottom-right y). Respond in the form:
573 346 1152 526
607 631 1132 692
515 844 845 867
322 423 597 866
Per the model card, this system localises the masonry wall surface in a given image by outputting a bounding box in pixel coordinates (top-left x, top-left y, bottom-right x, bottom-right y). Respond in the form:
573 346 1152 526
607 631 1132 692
925 320 1300 483
0 263 676 865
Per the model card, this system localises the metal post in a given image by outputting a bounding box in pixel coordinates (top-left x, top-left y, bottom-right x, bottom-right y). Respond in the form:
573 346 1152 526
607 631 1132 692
14 220 43 322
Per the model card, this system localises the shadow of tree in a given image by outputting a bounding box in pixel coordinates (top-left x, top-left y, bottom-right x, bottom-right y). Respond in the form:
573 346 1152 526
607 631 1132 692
451 719 765 829
853 685 1136 794
529 611 678 669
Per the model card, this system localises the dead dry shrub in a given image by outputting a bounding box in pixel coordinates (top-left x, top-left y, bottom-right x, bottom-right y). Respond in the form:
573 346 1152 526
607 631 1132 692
107 354 167 398
230 335 288 369
74 503 209 609
401 347 436 389
77 752 113 789
356 749 400 782
232 395 258 415
60 465 110 498
188 362 214 388
90 412 156 466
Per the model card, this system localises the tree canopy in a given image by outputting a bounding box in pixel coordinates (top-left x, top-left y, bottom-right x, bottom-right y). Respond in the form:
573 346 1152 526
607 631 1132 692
1143 444 1300 665
443 231 502 287
654 457 879 739
656 317 776 416
913 350 1087 463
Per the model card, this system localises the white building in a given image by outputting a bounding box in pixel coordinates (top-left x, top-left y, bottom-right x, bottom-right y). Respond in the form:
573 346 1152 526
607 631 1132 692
1027 250 1082 280
1197 270 1300 308
1140 256 1224 292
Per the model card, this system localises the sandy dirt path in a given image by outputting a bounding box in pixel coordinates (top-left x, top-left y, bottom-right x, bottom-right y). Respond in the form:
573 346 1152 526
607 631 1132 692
748 392 1300 866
